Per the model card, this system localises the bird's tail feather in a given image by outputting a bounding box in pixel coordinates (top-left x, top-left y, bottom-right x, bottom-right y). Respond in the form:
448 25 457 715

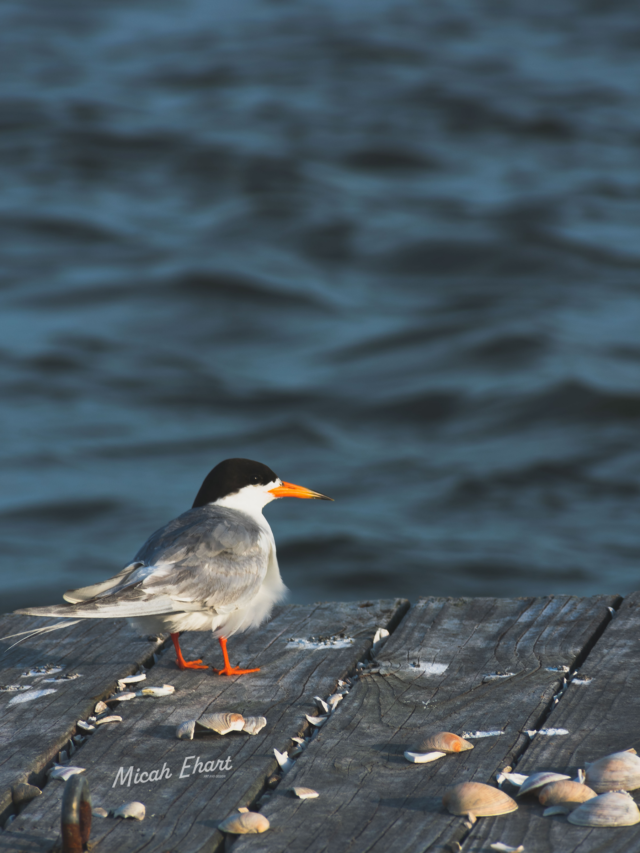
0 620 81 652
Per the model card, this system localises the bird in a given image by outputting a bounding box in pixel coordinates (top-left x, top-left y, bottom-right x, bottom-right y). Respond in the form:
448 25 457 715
12 458 333 676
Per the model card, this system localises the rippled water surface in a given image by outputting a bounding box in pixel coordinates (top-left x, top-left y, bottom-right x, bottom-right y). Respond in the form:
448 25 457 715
2 0 640 611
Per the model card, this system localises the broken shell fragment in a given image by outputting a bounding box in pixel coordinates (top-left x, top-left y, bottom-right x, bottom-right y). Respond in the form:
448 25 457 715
92 807 109 818
489 845 524 853
517 772 571 797
404 750 447 764
195 712 245 736
327 693 343 709
11 783 42 807
314 696 329 714
113 801 146 820
305 714 327 727
443 782 518 818
137 684 175 698
568 791 640 827
95 715 122 725
94 701 108 715
218 811 270 834
48 765 86 782
176 720 196 740
274 748 294 772
77 721 95 733
242 716 267 736
585 751 640 793
538 780 597 808
292 787 319 799
117 673 146 689
107 691 137 703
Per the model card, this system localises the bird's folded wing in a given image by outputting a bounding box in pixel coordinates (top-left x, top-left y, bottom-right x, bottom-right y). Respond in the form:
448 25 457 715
16 587 185 619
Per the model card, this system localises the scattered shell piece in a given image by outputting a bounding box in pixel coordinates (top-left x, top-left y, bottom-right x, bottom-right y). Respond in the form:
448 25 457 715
568 791 640 827
113 801 146 820
314 696 329 714
242 716 267 736
489 844 524 853
21 665 63 677
92 807 109 818
546 665 570 673
462 730 504 739
218 812 270 834
538 728 569 736
372 627 390 653
443 783 518 818
286 635 354 649
327 693 344 709
94 701 108 715
195 712 245 736
176 720 196 740
404 750 447 764
42 673 81 683
572 676 593 685
48 765 86 782
0 684 32 692
137 684 175 698
496 771 528 788
11 783 42 807
77 721 95 733
237 807 249 813
585 750 640 793
412 732 474 755
293 787 319 799
274 748 294 773
538 781 597 809
58 750 69 765
107 692 137 703
518 772 570 797
117 672 146 689
95 715 122 726
483 672 515 682
9 688 57 706
291 736 306 745
305 714 328 727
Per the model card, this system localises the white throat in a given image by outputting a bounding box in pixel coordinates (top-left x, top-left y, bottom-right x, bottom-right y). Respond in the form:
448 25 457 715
212 479 281 523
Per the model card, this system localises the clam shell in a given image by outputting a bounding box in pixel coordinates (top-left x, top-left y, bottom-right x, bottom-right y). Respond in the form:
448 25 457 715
585 751 640 793
218 812 270 834
517 771 570 797
176 720 196 740
292 787 319 799
568 791 640 827
113 801 146 820
242 716 267 736
137 684 175 698
538 780 597 807
404 750 446 764
195 712 245 736
414 732 474 755
443 782 518 817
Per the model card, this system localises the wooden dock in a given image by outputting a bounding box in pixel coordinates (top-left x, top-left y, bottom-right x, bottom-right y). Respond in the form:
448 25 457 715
1 592 639 853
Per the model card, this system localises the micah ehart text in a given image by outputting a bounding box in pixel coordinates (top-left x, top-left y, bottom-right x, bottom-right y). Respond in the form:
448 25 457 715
113 755 233 787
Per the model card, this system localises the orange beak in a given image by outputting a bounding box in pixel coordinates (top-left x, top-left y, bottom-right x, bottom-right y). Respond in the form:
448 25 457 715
269 481 333 501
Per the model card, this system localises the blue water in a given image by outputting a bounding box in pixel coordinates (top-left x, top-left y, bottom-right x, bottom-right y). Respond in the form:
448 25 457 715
2 0 640 612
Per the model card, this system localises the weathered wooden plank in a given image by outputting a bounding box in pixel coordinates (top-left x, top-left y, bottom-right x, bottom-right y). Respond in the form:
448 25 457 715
460 592 640 853
0 599 407 853
0 615 164 828
231 595 619 853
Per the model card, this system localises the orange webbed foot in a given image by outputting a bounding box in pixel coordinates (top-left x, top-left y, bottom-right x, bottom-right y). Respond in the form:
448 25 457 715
175 658 209 671
211 665 260 676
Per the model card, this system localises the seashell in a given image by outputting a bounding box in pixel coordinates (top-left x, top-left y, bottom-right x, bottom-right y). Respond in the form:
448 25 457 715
92 807 109 818
443 782 518 818
58 750 69 765
328 693 344 709
489 845 524 853
94 701 108 714
195 712 245 736
218 812 270 834
48 765 86 782
118 672 146 688
538 780 597 808
11 783 42 807
137 684 175 698
306 714 327 727
414 732 474 755
107 692 136 703
242 716 267 736
274 748 294 772
518 771 570 797
496 771 528 788
314 696 329 714
292 787 319 799
404 750 447 764
568 791 640 827
585 750 640 793
95 715 122 725
77 721 95 733
176 720 196 740
113 801 146 820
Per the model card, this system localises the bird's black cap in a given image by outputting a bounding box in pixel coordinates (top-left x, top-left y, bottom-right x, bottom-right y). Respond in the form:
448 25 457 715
192 458 279 507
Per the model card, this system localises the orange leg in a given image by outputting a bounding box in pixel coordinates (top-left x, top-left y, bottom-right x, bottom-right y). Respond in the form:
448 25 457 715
211 636 260 676
171 633 208 670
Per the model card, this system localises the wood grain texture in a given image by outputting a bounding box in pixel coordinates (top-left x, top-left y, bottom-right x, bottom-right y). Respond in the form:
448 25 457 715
462 592 640 853
0 614 164 828
0 599 407 853
231 595 618 853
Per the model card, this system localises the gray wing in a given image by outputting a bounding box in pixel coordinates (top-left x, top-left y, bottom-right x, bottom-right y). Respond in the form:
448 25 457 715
25 506 271 620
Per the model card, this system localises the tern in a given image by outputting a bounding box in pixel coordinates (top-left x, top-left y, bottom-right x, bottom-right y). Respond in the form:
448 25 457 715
12 458 332 676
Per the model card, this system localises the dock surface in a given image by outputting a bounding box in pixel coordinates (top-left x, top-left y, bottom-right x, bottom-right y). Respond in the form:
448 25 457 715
1 593 639 853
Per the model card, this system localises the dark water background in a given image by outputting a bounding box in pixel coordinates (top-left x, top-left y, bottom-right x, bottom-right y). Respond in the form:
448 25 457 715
2 0 640 612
